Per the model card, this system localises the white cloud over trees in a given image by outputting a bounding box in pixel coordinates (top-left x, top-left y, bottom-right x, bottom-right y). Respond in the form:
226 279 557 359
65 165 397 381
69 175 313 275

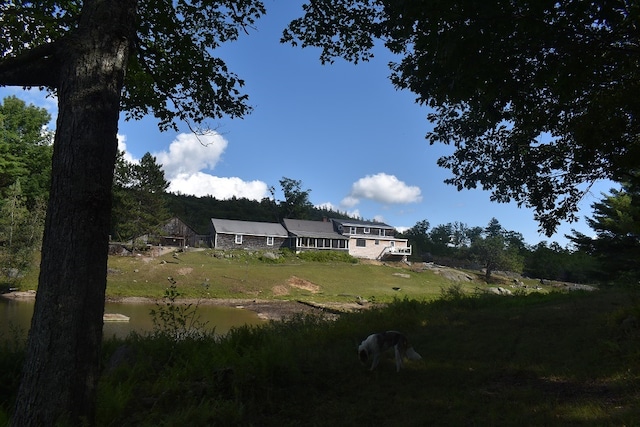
341 173 422 207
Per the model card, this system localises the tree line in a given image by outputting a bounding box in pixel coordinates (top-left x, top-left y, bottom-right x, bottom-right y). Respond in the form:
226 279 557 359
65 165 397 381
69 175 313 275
2 93 637 289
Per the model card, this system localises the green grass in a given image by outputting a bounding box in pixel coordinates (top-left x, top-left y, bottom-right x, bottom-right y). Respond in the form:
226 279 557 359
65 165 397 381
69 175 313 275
102 249 472 303
4 249 639 425
91 290 640 426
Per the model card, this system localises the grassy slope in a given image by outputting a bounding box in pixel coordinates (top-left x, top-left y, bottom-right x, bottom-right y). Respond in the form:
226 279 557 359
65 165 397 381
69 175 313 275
104 249 463 303
4 250 640 426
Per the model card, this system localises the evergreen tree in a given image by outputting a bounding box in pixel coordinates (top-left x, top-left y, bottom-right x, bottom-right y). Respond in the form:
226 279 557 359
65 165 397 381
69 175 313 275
112 151 170 248
568 179 640 283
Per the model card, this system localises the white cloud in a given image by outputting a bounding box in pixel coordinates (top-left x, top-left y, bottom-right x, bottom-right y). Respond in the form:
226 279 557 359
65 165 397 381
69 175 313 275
154 133 228 180
117 131 270 200
372 214 386 223
341 173 422 207
117 134 137 163
168 173 268 199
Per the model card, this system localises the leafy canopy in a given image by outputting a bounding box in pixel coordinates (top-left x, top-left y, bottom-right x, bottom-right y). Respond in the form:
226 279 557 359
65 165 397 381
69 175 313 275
0 0 266 131
283 0 640 235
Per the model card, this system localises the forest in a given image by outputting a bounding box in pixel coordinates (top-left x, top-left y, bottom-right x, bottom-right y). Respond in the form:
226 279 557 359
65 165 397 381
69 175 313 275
1 95 638 290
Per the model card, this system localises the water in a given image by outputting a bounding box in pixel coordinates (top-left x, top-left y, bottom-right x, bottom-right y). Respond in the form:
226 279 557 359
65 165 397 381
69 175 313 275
0 297 265 342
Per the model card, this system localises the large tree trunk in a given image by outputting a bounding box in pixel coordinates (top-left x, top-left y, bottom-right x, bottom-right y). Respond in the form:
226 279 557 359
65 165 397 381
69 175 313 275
11 1 136 425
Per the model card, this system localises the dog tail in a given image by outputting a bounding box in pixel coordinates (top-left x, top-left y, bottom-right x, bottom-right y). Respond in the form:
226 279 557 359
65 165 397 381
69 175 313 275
406 347 422 360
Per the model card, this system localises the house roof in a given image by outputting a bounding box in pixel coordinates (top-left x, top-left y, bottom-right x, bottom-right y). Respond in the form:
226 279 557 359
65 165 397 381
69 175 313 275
282 219 348 240
211 218 288 237
330 218 395 230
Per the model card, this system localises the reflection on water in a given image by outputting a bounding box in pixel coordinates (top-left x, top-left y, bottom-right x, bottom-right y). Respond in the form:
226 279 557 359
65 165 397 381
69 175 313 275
0 297 265 342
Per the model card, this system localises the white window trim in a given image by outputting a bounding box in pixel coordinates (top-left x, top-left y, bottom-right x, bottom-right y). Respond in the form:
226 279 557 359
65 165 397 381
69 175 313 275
266 236 274 246
235 234 243 244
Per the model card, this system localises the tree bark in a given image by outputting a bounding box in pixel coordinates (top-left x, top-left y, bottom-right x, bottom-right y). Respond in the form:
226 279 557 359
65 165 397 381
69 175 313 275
11 1 137 425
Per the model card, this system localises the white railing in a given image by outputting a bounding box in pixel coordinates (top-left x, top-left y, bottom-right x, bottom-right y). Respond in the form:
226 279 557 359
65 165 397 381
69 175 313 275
383 246 412 256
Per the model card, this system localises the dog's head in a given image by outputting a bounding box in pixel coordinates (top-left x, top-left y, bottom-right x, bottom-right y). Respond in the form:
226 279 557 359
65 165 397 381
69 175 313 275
358 346 369 363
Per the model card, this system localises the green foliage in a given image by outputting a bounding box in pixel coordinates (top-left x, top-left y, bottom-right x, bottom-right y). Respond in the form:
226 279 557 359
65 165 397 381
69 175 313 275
284 1 640 235
149 285 210 340
296 250 358 263
277 176 314 220
0 181 45 284
0 96 52 205
112 151 170 246
569 179 640 284
467 218 524 281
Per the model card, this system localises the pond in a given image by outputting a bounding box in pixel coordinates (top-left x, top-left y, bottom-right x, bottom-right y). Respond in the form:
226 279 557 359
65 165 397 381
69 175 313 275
0 297 266 342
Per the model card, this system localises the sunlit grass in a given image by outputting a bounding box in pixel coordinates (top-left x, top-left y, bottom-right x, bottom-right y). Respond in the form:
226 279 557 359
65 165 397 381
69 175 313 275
103 249 480 303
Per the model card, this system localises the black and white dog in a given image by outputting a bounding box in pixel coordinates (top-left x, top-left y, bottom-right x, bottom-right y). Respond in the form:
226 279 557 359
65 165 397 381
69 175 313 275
358 331 422 372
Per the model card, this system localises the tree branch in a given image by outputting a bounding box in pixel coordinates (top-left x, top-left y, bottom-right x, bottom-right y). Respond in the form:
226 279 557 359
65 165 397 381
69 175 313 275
0 40 62 88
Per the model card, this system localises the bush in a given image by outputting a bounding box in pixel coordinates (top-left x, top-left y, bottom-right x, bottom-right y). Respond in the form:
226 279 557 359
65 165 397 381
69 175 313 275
296 250 358 263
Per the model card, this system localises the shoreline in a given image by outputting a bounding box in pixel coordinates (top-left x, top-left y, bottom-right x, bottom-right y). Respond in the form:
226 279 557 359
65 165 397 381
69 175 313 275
2 291 364 321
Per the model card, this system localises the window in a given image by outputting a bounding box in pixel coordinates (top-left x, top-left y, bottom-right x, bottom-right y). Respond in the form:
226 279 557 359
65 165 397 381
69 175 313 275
266 236 274 246
235 234 242 244
364 227 370 234
356 239 366 247
378 229 386 236
375 240 380 245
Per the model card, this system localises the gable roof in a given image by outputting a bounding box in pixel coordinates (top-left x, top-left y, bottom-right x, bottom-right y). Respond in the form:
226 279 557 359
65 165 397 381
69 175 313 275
330 218 395 230
282 219 348 240
211 218 288 237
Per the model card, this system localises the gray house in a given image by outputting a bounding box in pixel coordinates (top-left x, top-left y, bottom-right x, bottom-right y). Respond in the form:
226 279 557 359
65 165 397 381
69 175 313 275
282 218 349 253
210 218 288 250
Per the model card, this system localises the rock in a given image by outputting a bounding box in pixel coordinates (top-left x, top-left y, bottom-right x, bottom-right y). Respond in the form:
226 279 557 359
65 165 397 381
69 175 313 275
261 251 279 260
488 287 512 296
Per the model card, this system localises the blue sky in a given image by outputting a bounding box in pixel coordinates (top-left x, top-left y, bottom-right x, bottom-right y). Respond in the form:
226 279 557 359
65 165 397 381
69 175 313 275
1 1 616 247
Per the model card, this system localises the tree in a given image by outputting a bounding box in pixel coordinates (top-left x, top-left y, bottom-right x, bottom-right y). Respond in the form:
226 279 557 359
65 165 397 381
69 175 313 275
403 219 431 259
283 1 640 235
112 152 170 248
0 1 265 425
278 177 313 219
568 179 640 283
0 96 52 205
0 180 45 283
429 223 453 255
471 218 524 281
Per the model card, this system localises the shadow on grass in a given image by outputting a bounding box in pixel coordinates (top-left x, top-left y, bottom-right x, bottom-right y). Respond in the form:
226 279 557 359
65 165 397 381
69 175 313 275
2 288 639 426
